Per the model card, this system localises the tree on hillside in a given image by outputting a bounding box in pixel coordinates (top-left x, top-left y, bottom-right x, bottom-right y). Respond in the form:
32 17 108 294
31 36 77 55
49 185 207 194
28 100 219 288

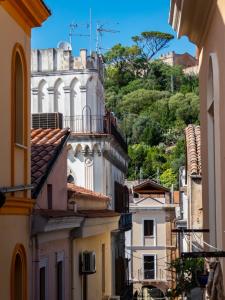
104 44 141 86
132 31 174 60
119 89 170 114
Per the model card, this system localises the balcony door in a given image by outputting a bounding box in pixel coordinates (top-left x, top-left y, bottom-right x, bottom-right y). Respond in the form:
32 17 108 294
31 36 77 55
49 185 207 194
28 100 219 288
82 105 92 132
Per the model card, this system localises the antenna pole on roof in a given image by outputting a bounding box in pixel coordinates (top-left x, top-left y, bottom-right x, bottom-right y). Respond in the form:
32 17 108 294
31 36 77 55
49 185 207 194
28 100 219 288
96 22 119 54
69 20 90 51
89 8 92 55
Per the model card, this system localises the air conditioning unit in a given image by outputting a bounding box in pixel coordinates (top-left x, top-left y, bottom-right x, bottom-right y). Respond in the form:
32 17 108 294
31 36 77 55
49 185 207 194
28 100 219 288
32 113 63 129
80 251 96 274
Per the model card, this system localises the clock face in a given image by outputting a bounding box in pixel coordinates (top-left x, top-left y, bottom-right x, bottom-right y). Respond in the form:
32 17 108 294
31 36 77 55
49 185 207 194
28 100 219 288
85 157 93 167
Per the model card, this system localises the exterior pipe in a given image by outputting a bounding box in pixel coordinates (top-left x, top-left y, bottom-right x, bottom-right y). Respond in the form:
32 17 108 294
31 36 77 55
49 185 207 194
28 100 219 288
0 184 33 193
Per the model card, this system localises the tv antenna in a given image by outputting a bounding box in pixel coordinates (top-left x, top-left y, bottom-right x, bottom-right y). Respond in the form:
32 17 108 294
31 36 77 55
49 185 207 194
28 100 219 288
69 9 92 54
96 23 119 54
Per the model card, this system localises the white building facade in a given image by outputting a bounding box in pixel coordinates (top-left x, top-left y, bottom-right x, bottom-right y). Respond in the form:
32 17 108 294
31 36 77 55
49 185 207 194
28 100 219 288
31 43 128 206
31 43 132 298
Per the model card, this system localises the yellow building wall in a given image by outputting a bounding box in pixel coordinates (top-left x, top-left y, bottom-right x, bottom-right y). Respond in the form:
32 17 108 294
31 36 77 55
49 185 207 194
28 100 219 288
0 5 31 188
73 231 113 300
0 215 30 299
0 4 34 299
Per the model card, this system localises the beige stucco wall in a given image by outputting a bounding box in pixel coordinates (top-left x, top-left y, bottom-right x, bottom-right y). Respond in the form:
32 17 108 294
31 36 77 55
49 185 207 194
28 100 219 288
198 0 225 253
131 208 174 291
0 216 31 299
72 231 113 300
132 210 167 247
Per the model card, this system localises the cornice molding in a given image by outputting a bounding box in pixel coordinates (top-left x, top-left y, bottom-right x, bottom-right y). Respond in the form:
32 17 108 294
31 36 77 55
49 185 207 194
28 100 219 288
1 0 50 34
0 197 34 215
169 0 216 47
102 149 127 173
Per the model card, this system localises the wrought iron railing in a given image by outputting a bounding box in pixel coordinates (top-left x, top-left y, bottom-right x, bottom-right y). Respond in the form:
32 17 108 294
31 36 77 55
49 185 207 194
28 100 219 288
64 115 104 133
137 268 167 281
64 114 128 152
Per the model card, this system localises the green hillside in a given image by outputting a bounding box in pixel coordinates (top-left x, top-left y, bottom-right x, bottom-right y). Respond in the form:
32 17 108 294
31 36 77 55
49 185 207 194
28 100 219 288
103 34 199 188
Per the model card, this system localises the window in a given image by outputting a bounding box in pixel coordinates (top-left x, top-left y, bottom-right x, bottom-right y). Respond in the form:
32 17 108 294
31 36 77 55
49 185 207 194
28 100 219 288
14 254 23 300
11 244 27 300
144 220 154 236
102 244 105 293
15 52 24 145
56 252 64 300
40 266 46 300
47 184 52 209
57 261 63 300
39 257 48 300
144 255 155 280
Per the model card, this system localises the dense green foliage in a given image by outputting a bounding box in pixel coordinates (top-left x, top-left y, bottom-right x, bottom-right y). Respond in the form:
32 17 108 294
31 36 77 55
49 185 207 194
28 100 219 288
166 258 205 298
104 32 199 188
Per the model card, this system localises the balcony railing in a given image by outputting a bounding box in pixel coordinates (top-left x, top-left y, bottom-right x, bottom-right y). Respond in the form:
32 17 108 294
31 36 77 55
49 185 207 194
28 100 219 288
137 268 167 282
64 114 127 152
64 115 104 133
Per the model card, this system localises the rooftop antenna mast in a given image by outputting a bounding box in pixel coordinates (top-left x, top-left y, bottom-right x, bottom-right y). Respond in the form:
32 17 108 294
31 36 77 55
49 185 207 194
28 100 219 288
89 8 92 55
96 23 119 54
69 20 90 51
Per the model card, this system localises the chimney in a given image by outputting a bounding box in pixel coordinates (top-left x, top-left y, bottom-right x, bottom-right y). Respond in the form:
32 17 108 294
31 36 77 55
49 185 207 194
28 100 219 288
80 49 87 68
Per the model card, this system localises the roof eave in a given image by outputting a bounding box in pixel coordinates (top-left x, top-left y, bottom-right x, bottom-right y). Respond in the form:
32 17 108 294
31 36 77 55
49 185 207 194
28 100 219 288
169 0 215 47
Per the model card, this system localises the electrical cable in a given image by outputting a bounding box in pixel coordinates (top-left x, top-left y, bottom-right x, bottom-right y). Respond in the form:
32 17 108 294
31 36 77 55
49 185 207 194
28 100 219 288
192 231 222 251
125 250 170 266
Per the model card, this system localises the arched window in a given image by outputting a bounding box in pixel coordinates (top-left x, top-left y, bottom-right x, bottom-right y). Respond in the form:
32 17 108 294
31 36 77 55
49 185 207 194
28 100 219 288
11 244 27 300
14 254 22 300
12 44 27 146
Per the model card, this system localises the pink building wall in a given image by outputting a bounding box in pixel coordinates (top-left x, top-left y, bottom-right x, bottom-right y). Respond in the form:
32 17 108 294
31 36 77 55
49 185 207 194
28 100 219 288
35 146 68 210
32 146 72 299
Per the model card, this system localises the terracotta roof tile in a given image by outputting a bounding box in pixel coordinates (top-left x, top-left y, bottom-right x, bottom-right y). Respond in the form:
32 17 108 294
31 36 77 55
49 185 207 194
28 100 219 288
68 183 110 201
31 128 70 198
185 125 201 175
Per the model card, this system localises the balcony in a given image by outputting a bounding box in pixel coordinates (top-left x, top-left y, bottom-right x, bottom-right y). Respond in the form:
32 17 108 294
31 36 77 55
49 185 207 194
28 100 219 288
64 114 127 152
119 213 132 231
114 182 131 231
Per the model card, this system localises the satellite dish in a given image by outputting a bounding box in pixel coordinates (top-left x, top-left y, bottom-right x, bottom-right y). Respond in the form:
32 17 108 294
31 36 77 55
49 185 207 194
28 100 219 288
57 41 72 51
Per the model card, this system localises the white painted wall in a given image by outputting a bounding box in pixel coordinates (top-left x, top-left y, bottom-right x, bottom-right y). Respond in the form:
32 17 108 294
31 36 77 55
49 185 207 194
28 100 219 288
31 47 128 209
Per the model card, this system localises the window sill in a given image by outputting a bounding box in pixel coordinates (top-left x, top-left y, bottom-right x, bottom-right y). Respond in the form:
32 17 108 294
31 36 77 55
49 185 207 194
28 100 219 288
15 143 28 150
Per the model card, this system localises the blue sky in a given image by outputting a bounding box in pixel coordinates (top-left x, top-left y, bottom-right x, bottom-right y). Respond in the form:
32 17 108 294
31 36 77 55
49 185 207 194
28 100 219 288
32 0 195 57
